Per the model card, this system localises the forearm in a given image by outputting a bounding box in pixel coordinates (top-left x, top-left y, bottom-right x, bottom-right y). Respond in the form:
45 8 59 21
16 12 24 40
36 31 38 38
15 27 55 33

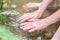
45 9 60 25
38 0 53 10
36 0 54 16
51 26 60 40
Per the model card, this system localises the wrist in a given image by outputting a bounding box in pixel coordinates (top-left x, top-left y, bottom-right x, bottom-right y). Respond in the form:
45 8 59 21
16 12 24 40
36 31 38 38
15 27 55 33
43 18 51 26
44 17 59 26
45 9 60 25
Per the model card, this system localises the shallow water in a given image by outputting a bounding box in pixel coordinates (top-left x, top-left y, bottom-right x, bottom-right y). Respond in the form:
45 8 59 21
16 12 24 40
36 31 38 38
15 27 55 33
4 0 60 40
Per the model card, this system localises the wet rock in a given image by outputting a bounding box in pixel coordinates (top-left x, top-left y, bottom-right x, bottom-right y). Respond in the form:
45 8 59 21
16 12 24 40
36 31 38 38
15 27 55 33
2 10 20 33
2 10 20 15
11 4 17 8
45 32 52 38
36 37 42 40
22 37 29 40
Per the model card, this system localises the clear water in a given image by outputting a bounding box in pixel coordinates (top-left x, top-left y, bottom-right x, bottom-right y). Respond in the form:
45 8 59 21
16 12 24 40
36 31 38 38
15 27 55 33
3 0 60 40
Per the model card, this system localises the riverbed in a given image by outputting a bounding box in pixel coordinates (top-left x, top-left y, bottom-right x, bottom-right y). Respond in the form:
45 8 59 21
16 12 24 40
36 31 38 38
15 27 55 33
5 0 60 40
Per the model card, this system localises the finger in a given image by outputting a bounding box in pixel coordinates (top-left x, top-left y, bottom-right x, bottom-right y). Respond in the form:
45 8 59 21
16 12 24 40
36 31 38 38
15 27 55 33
23 26 34 30
29 28 37 32
28 19 35 22
17 15 26 22
17 13 30 22
28 19 39 22
20 22 28 26
20 24 29 29
20 14 31 23
20 17 30 23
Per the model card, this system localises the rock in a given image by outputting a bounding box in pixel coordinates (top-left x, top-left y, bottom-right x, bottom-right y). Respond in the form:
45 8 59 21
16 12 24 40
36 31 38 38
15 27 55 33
11 4 17 8
2 10 20 15
3 4 9 8
36 37 42 40
22 37 29 40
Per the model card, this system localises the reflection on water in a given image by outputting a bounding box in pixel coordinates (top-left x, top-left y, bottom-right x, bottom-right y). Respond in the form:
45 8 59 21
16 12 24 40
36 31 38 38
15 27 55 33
3 0 60 40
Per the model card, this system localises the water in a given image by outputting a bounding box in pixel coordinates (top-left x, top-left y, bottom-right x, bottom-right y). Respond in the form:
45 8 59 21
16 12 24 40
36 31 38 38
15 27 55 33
2 0 60 40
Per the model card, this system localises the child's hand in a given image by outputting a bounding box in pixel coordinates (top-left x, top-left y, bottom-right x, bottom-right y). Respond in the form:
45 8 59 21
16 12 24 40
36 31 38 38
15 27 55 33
17 10 43 23
20 19 49 32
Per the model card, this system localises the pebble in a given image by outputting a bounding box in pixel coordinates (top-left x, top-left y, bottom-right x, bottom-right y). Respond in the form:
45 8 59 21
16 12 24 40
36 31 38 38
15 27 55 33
45 32 53 38
36 37 42 40
3 4 9 8
11 4 17 8
2 10 20 15
22 37 28 40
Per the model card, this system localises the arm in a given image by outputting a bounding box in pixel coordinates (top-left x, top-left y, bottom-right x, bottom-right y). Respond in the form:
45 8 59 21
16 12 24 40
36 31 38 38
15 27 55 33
36 0 54 17
51 26 60 40
20 9 60 32
45 9 60 25
18 0 54 23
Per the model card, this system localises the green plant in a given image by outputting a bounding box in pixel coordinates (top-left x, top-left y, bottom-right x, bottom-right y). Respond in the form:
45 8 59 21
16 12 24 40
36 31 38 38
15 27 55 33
0 24 22 40
0 13 6 25
7 0 11 6
0 0 3 11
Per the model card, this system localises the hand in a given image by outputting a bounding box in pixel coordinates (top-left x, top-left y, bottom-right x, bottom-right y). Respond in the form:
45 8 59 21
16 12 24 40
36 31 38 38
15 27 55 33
17 10 43 23
20 19 49 32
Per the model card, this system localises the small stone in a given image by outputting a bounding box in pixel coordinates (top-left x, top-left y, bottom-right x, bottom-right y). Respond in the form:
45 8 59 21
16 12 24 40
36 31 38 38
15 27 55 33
45 32 52 38
3 4 9 8
36 37 41 40
2 10 20 15
11 4 17 8
22 37 28 40
29 39 32 40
